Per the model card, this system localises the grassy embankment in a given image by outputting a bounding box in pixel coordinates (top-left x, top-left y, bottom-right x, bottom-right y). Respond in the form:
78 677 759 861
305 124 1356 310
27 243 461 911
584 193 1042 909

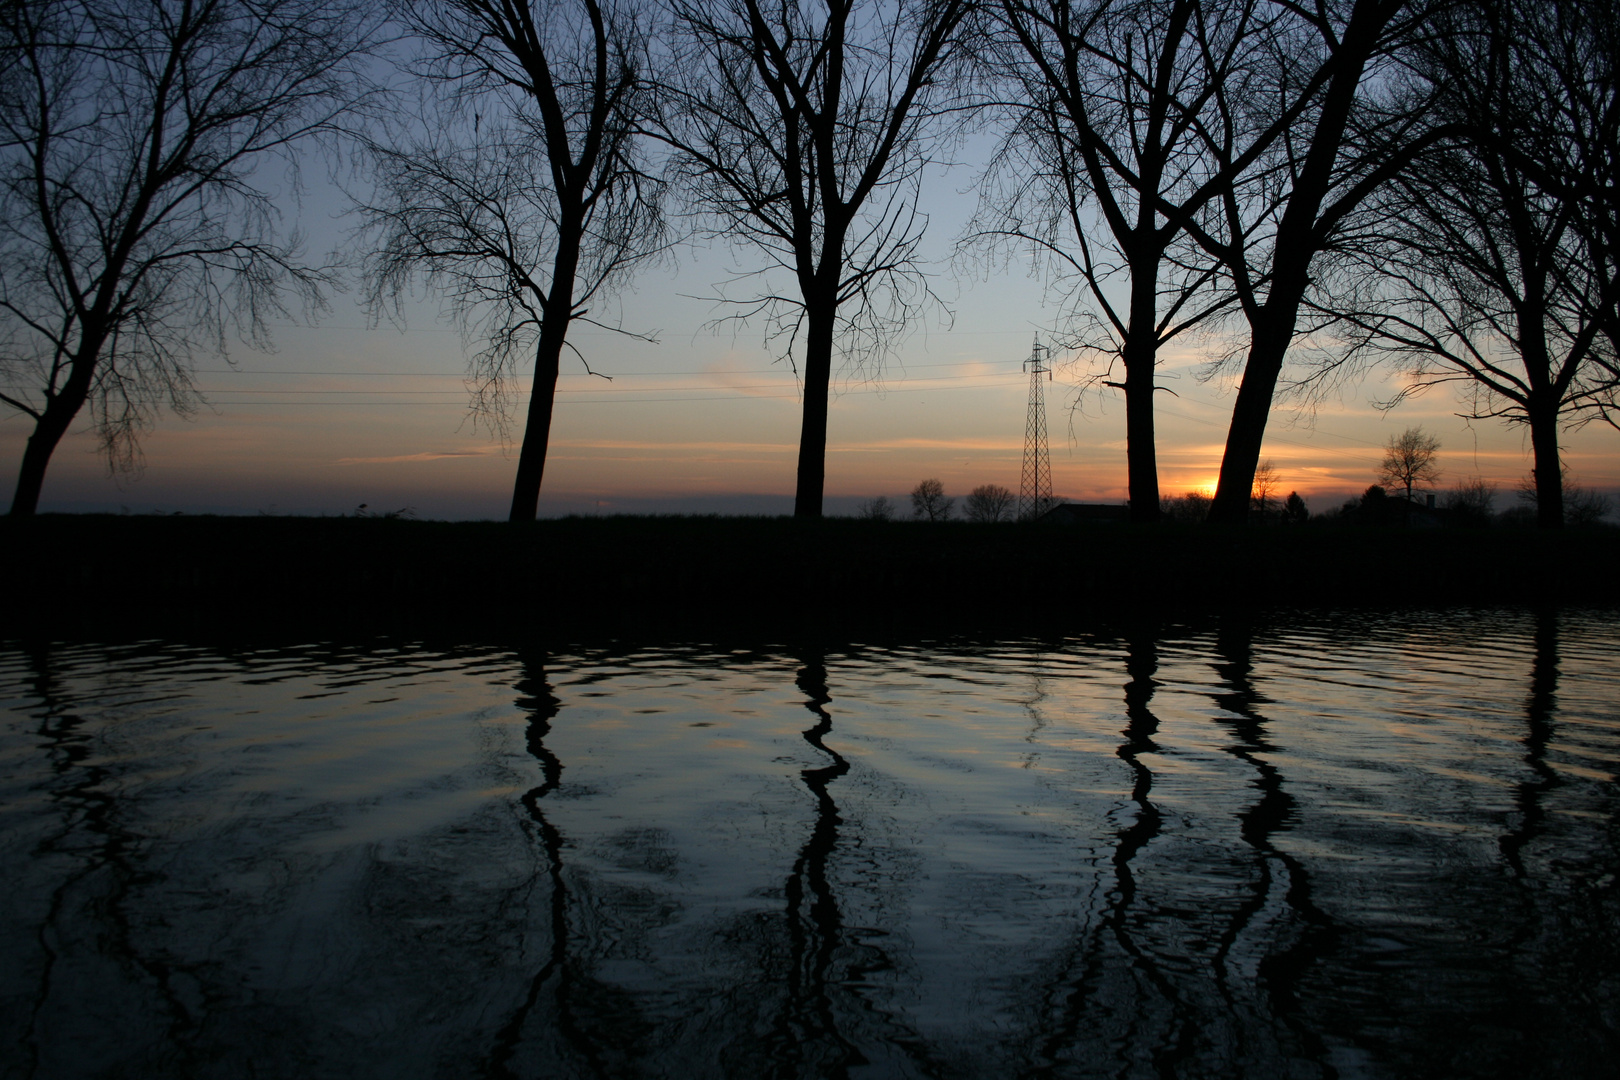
4 513 1617 635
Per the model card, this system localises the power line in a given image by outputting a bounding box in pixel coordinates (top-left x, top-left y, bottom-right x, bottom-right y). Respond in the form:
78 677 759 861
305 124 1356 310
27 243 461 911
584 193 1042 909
187 358 1031 377
264 323 1041 337
200 378 1029 406
191 371 1024 396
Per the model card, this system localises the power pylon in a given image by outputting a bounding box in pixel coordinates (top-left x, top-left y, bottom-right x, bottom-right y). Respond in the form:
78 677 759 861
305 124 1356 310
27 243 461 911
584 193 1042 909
1018 337 1053 521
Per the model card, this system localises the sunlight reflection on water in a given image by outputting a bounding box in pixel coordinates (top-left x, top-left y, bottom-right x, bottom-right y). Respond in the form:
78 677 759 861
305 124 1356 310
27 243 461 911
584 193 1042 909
1 610 1617 1079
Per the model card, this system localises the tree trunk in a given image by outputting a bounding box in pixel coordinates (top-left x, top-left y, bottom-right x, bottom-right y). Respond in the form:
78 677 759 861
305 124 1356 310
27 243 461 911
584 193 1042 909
508 221 583 523
8 401 77 517
8 340 102 517
1205 303 1299 525
508 317 568 523
1204 3 1390 525
1527 394 1563 529
794 298 836 519
1122 259 1162 523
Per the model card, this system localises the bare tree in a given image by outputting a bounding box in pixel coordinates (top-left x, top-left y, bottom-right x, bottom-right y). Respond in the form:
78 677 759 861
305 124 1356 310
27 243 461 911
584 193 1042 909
1443 476 1495 525
964 482 1015 522
654 0 974 518
1323 0 1620 528
857 494 894 520
910 477 954 520
1 0 377 516
1177 0 1455 524
1249 458 1279 514
1377 426 1440 502
361 0 665 522
980 0 1308 523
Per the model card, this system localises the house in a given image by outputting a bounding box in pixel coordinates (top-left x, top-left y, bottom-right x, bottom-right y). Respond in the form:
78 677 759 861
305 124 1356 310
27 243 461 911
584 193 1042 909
1039 502 1132 525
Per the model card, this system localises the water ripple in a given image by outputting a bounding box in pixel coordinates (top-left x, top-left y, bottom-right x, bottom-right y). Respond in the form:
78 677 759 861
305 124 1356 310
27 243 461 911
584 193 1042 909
1 609 1616 1078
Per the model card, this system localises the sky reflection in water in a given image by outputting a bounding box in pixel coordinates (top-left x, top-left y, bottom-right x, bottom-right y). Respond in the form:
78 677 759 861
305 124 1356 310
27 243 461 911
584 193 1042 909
2 610 1617 1079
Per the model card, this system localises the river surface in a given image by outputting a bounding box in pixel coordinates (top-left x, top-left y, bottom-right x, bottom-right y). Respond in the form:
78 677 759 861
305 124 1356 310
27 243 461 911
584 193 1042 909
2 609 1617 1079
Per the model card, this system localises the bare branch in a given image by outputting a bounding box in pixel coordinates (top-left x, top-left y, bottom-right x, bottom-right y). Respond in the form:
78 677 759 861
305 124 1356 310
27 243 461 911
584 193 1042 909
1 0 380 513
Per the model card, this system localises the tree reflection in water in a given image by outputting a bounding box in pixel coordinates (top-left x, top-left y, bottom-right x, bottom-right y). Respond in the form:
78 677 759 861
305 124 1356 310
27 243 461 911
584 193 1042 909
485 645 618 1079
1500 608 1561 876
1020 626 1182 1079
2 616 1618 1079
1208 618 1338 1076
16 644 205 1078
721 651 941 1080
759 656 863 1076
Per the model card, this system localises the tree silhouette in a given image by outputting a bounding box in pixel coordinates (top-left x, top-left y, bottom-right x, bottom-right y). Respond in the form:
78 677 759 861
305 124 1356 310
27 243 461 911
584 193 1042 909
1283 491 1308 523
964 483 1015 522
1250 459 1280 515
1443 476 1496 526
857 495 895 520
981 0 1299 524
361 0 665 523
0 0 377 516
653 0 974 518
1182 0 1455 524
1323 0 1619 528
1377 427 1440 502
910 477 953 520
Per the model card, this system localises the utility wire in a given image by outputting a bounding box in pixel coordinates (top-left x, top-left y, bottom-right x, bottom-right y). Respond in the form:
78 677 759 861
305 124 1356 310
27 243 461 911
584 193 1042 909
203 379 1029 406
187 358 1027 377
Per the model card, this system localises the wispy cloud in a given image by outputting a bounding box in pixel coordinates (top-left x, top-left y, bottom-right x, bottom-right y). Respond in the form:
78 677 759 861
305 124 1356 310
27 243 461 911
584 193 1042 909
829 436 1024 452
552 436 1026 454
334 448 498 465
551 439 797 453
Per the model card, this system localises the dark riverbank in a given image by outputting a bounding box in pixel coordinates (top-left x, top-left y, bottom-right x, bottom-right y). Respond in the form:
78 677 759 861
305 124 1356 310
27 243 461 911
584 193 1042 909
5 513 1617 635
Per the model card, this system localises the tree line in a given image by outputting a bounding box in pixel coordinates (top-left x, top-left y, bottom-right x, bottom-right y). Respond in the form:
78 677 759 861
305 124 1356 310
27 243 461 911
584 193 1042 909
3 0 1615 525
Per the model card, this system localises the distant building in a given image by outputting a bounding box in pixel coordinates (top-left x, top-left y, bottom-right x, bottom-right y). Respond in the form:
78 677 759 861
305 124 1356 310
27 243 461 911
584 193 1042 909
1039 502 1132 526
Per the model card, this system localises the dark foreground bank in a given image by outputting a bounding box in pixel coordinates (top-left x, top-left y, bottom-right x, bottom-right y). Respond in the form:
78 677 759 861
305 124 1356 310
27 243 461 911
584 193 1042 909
5 513 1617 631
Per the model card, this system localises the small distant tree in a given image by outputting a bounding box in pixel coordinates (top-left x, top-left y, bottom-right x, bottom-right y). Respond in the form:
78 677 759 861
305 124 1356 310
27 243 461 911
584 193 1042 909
1346 484 1405 527
1443 477 1496 527
857 496 894 521
1378 428 1442 502
1283 492 1309 524
1567 488 1613 528
964 484 1015 523
1250 460 1281 516
910 478 953 522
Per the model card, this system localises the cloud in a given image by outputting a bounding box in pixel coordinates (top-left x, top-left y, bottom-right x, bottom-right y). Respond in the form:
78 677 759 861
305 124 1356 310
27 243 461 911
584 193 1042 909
828 436 1024 452
551 439 797 453
334 448 497 465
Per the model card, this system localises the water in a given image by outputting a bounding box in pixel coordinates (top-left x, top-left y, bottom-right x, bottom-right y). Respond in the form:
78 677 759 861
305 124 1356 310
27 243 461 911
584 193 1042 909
2 610 1617 1079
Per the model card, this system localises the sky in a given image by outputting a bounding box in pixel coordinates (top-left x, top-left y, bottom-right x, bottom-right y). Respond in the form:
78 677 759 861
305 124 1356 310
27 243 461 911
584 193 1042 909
3 157 1616 521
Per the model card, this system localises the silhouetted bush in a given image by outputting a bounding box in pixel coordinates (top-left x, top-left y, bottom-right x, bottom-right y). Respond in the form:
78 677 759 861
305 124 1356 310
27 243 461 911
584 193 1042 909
1443 478 1496 527
1160 492 1211 524
1339 485 1415 527
858 496 895 521
1517 468 1614 527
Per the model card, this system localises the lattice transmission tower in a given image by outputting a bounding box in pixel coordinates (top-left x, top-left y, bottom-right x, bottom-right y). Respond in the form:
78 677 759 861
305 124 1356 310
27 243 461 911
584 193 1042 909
1018 337 1054 521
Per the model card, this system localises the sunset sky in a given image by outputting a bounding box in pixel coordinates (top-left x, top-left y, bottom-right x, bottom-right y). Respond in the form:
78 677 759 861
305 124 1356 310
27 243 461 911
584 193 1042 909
4 162 1616 520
